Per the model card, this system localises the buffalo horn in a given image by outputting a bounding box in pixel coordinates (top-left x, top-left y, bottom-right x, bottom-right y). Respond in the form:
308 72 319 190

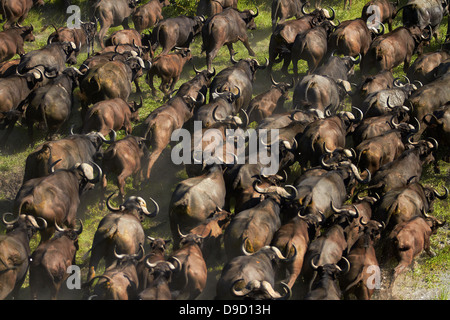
106 192 124 212
434 186 449 200
144 197 159 217
301 2 310 15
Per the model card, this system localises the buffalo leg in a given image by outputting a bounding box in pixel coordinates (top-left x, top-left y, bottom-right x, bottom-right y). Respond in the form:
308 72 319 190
239 35 256 56
206 49 220 72
146 71 158 96
226 44 235 59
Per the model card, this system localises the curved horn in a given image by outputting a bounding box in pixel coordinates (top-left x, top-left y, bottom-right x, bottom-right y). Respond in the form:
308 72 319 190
193 64 201 74
113 246 127 260
212 105 226 122
359 216 368 226
270 74 279 86
257 57 269 69
241 237 253 256
177 224 188 239
2 212 20 226
434 186 449 200
231 279 251 297
350 53 361 65
48 159 62 173
106 192 123 212
282 185 298 200
320 153 333 170
301 2 310 15
230 52 239 64
330 201 346 214
250 7 259 17
310 254 320 270
338 256 351 274
86 161 102 184
74 219 83 235
54 220 66 232
253 179 270 194
144 197 159 217
427 137 439 151
350 163 371 184
327 6 336 20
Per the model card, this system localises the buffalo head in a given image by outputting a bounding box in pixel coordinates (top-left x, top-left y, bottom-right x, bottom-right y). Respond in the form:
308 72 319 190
106 192 160 220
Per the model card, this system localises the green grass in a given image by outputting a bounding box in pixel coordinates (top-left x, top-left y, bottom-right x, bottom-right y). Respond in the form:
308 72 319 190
0 0 449 300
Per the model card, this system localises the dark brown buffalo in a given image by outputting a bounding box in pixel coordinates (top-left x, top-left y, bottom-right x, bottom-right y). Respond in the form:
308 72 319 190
29 221 83 300
407 73 450 138
174 66 215 103
360 77 421 117
360 26 432 75
146 47 192 98
291 74 352 116
271 213 323 288
224 185 297 260
366 138 438 196
78 56 145 110
82 97 142 137
373 182 448 232
1 0 44 30
0 58 19 77
340 219 384 300
141 94 204 181
12 162 101 242
0 213 45 300
246 76 293 124
94 0 141 49
385 215 445 293
87 246 144 300
99 135 150 201
136 236 172 299
351 103 410 146
138 259 178 300
301 220 352 293
351 70 395 108
132 0 169 34
361 0 398 31
151 15 205 55
303 263 346 300
47 21 97 57
0 25 34 63
216 245 292 300
406 50 450 85
423 102 450 164
297 111 362 168
169 164 226 246
188 208 232 263
267 3 336 74
355 118 419 176
210 56 267 113
0 69 43 146
394 0 446 40
291 20 336 77
23 131 113 183
271 0 303 30
169 233 208 300
201 7 258 71
192 86 242 130
86 194 159 283
21 67 82 141
17 41 79 81
104 29 151 59
327 18 384 58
